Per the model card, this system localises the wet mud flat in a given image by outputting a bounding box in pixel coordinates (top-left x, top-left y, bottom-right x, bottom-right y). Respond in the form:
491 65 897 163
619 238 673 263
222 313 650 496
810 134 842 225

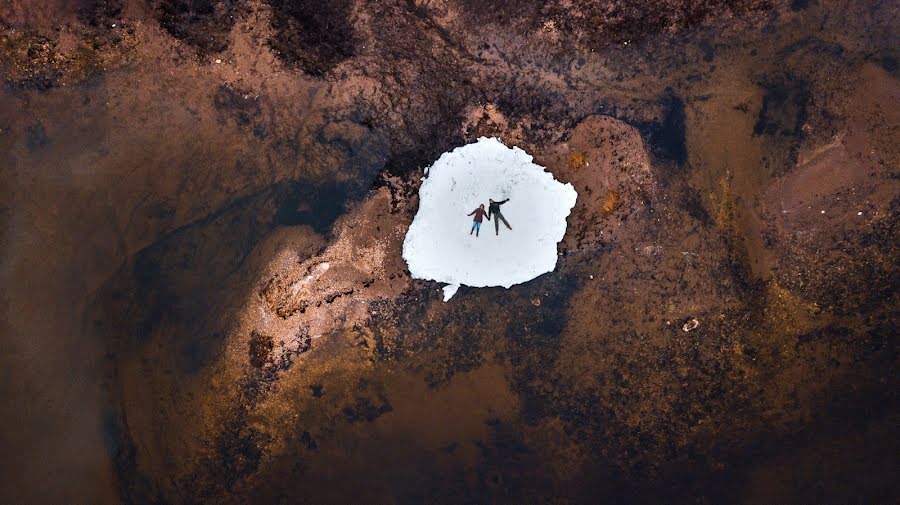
1 0 898 504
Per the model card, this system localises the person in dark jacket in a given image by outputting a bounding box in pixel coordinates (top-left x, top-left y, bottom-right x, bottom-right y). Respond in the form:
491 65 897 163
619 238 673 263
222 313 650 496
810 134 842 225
488 198 512 235
468 203 489 237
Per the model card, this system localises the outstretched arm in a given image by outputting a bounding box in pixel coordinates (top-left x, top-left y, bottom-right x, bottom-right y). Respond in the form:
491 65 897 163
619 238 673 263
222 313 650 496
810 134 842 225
467 209 475 216
498 199 509 205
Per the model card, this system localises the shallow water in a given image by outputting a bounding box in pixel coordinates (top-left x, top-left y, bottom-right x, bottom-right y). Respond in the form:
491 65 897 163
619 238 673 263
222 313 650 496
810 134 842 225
1 0 897 503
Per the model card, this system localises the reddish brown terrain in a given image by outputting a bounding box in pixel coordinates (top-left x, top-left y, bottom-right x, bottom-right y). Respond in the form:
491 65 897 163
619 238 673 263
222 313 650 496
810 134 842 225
1 1 897 503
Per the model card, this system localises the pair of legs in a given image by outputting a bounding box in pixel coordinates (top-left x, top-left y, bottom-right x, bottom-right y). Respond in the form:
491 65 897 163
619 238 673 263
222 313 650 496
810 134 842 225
470 221 482 236
494 212 511 235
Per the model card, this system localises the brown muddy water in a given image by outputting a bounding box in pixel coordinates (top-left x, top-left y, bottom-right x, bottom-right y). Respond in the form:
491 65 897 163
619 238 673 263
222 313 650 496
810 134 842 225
1 0 897 504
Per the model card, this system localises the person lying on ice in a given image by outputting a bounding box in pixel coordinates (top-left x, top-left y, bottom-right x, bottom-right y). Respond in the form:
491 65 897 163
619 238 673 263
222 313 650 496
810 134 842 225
468 203 489 237
488 198 512 236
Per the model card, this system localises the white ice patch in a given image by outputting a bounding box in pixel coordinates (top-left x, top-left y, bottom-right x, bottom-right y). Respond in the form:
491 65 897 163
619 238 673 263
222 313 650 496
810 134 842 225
402 137 578 301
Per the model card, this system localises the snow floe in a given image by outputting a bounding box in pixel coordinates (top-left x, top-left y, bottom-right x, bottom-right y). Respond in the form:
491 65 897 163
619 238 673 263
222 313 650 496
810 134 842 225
402 137 577 301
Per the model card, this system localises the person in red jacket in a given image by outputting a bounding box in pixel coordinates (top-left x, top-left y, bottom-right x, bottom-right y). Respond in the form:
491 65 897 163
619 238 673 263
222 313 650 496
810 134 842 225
468 203 489 237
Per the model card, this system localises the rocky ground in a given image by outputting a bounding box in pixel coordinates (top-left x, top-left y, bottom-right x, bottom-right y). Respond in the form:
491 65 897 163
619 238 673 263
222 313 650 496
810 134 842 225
1 0 897 504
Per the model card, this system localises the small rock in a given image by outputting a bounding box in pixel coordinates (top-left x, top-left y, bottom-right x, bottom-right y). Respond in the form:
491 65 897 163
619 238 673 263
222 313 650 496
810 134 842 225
531 296 541 306
682 318 700 332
